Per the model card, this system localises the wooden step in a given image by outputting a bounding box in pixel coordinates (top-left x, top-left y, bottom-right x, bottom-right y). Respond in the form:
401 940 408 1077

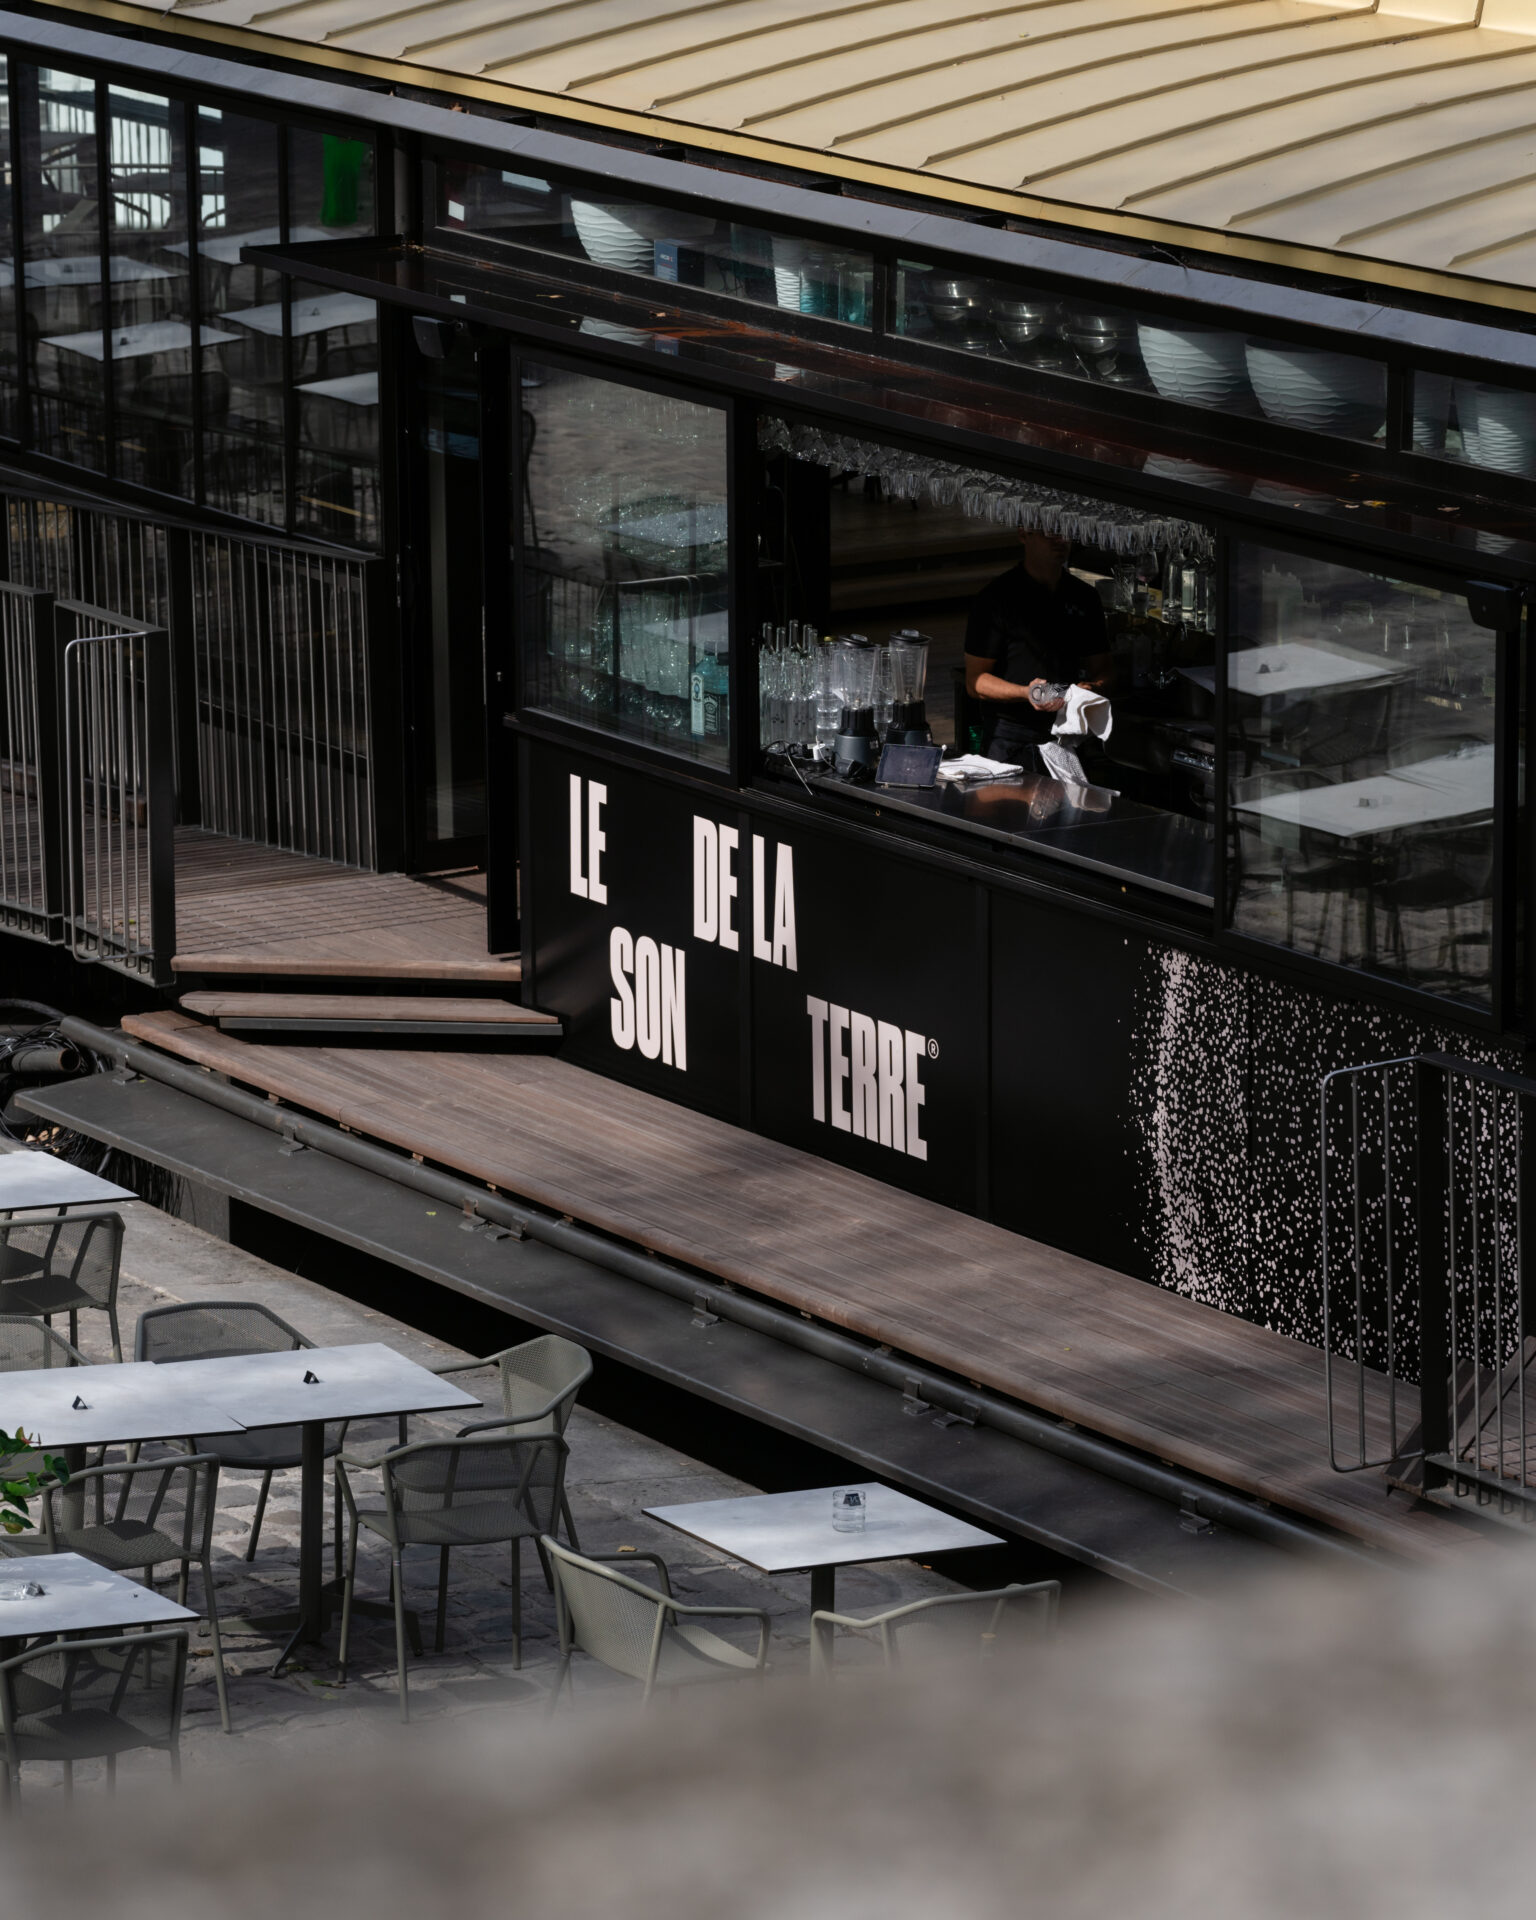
172 950 523 984
178 992 560 1041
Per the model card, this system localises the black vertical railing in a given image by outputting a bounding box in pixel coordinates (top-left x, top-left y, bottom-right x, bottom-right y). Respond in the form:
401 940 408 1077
1323 1051 1536 1519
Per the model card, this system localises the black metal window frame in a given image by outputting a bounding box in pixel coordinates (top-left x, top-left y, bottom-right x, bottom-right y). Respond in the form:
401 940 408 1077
505 342 743 790
419 138 1536 517
0 48 390 551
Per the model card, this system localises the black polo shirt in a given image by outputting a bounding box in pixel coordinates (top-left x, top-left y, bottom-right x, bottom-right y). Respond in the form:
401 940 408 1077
965 562 1107 749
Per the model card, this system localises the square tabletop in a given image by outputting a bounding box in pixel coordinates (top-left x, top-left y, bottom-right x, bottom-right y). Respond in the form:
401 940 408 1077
1234 761 1494 839
42 320 239 362
297 371 380 407
0 1151 136 1214
157 1343 480 1428
0 1552 197 1635
645 1484 1002 1572
223 291 378 337
0 1361 247 1449
1182 641 1397 699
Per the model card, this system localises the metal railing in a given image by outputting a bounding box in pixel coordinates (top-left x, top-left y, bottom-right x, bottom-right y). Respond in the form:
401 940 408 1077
191 534 375 869
0 581 59 940
59 603 176 983
3 494 169 627
1323 1052 1535 1517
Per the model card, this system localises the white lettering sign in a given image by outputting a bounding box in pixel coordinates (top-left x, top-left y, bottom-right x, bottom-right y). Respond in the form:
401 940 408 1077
806 995 928 1162
696 818 795 970
568 775 607 904
610 926 686 1071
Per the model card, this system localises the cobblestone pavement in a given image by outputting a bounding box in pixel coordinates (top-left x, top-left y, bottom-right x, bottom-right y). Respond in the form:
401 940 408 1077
17 1200 971 1784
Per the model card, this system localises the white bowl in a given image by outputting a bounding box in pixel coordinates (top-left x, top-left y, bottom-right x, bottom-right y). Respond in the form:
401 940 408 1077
1411 372 1451 453
1245 344 1386 438
1469 382 1536 476
1136 324 1256 412
569 200 717 275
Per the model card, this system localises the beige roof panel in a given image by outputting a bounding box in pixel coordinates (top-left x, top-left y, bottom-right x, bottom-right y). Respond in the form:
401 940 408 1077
77 0 1536 302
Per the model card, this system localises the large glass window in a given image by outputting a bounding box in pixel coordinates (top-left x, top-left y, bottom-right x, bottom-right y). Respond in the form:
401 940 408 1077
756 419 1218 903
896 260 1388 445
1227 548 1498 1008
108 88 192 495
196 106 282 523
0 58 16 440
519 363 730 768
22 68 105 471
1412 371 1536 480
441 161 874 328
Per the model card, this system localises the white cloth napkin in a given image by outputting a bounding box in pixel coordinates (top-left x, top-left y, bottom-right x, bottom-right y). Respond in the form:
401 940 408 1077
1052 686 1112 742
936 754 1023 783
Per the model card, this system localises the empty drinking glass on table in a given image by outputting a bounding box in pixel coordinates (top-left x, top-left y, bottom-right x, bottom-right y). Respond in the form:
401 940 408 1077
832 1487 867 1532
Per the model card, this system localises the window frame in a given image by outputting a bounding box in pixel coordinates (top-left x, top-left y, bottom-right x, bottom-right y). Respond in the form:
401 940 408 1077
507 344 742 787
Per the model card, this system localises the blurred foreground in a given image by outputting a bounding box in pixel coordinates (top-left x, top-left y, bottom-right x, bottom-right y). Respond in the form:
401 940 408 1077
10 1541 1535 1918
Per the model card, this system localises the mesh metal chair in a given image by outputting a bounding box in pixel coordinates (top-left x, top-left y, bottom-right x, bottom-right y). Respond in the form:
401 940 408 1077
336 1432 568 1722
0 1214 123 1360
135 1300 345 1564
27 1454 230 1733
431 1335 592 1548
809 1581 1060 1678
0 1627 188 1798
543 1536 770 1712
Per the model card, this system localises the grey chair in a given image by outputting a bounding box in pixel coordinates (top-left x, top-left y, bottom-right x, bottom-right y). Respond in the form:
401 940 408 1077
809 1581 1060 1678
430 1334 593 1548
0 1627 188 1799
336 1431 568 1722
0 1213 123 1361
135 1301 346 1564
27 1454 230 1734
543 1536 770 1712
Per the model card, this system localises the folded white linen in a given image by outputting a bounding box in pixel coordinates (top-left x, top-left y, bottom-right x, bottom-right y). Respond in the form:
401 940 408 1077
1052 685 1112 742
1038 741 1088 786
936 754 1023 782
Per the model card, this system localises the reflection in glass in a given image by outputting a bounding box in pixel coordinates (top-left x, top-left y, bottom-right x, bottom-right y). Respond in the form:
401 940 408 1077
287 127 374 242
416 337 484 848
22 68 105 470
293 276 379 546
1227 548 1497 1008
520 363 730 767
197 106 282 523
0 59 15 439
442 161 873 327
108 88 192 495
895 260 1387 443
1413 370 1536 478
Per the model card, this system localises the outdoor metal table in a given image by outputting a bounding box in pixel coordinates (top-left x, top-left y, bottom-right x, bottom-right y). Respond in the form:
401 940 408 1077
645 1483 1002 1649
161 1344 479 1671
40 318 239 363
0 1150 135 1220
0 1359 247 1538
1231 746 1494 838
0 1551 197 1637
1182 640 1400 698
222 291 378 337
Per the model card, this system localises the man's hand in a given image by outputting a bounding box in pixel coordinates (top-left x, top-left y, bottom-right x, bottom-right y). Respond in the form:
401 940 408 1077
1027 679 1067 712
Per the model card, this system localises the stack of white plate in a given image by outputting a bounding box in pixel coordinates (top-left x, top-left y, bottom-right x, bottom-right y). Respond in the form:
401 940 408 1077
1469 382 1536 476
1244 344 1386 438
570 201 717 275
1411 372 1451 453
1137 324 1256 412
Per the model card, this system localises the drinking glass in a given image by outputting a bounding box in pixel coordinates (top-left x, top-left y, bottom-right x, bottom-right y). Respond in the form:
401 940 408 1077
832 1488 867 1533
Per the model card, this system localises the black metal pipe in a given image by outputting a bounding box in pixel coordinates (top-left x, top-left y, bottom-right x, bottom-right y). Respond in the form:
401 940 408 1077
64 1016 1373 1564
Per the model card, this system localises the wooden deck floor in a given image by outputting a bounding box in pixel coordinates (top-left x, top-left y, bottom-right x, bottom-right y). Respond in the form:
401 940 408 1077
171 831 520 983
120 1007 1484 1565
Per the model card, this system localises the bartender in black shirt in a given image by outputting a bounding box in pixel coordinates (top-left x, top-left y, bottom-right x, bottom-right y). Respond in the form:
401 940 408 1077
964 531 1110 769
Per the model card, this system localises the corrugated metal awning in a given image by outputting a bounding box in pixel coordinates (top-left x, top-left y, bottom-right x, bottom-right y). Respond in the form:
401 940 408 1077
68 0 1536 305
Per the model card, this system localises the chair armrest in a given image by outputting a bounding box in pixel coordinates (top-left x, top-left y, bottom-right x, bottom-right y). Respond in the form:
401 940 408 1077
662 1599 772 1667
808 1608 881 1632
577 1550 674 1598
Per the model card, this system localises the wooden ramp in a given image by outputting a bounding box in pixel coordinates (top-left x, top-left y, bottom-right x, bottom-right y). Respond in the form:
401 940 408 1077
120 1007 1484 1565
171 830 520 983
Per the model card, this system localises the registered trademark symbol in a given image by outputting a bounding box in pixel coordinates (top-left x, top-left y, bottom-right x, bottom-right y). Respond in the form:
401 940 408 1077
927 1037 939 1059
